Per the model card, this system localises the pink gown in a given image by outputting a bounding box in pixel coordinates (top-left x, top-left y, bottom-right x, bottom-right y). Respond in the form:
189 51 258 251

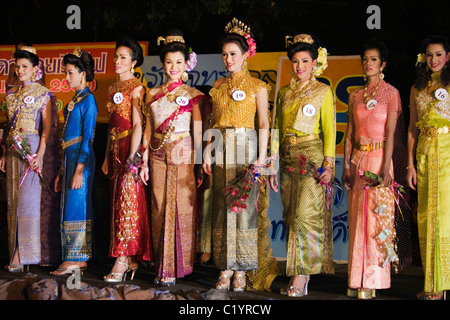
347 81 401 289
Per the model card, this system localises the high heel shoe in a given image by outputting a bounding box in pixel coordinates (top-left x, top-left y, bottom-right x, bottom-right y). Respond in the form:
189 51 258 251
5 262 24 273
216 271 234 290
286 275 310 297
104 258 137 282
358 288 376 299
232 272 246 292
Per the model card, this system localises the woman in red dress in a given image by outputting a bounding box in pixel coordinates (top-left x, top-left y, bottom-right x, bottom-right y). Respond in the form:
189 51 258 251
102 36 152 282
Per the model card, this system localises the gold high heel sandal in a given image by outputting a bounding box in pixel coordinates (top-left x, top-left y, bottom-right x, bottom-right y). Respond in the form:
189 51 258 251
216 271 234 290
232 272 246 292
283 275 310 297
357 288 376 299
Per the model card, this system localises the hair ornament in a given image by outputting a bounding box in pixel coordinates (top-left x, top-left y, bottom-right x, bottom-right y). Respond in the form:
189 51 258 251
285 34 314 48
19 46 37 55
224 17 251 37
73 47 82 58
186 50 197 72
157 35 185 46
416 53 426 66
314 47 329 76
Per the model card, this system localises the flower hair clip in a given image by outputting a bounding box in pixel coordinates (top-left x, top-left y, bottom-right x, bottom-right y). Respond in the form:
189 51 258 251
186 51 197 72
416 53 426 66
245 33 256 58
313 47 328 76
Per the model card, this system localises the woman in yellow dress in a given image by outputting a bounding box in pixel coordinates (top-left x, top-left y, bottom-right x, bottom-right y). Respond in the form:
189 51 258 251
406 35 450 300
270 33 336 297
202 18 274 292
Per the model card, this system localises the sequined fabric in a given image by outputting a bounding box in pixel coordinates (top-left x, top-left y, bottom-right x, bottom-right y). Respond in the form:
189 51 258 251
347 82 401 289
148 82 205 278
5 82 60 265
209 69 271 129
107 79 151 260
414 72 450 293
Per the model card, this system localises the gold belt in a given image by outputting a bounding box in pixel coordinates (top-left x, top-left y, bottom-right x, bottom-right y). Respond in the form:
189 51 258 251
421 126 449 138
62 136 83 150
283 133 320 144
110 129 131 142
355 140 384 151
153 131 190 141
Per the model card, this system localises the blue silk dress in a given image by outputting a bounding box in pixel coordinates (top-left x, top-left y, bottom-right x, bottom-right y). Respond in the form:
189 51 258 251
60 87 97 261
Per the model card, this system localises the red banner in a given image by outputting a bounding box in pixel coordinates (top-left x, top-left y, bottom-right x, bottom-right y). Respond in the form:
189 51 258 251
0 42 148 123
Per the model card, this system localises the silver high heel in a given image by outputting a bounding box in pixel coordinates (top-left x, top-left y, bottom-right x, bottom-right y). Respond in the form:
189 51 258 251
5 262 24 273
284 275 310 297
104 258 137 282
216 271 234 290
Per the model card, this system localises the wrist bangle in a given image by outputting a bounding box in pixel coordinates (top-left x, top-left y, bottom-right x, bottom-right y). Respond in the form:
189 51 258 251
322 160 334 168
406 164 414 170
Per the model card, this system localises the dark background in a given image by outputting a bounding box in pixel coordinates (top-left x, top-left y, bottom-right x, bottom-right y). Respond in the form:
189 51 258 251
0 0 448 262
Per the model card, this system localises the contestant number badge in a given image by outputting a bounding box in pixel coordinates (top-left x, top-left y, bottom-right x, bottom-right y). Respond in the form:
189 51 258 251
23 96 35 105
366 99 377 110
113 92 124 104
435 88 449 101
303 104 316 117
176 96 189 106
67 101 75 111
232 90 246 101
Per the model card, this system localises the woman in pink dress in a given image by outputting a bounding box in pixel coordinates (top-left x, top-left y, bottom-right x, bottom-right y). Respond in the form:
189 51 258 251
102 36 152 282
342 38 402 299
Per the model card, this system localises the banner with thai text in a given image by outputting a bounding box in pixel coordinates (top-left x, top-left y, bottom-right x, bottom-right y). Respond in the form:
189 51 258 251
0 42 148 123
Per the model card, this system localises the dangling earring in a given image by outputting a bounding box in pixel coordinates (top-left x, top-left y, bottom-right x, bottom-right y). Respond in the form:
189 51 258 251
379 68 384 80
363 73 367 82
131 65 135 74
182 71 189 82
81 75 86 87
242 60 248 72
31 70 36 82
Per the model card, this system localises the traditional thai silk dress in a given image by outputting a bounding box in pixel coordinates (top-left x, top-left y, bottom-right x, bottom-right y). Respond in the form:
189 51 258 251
347 81 401 289
5 80 59 265
146 79 205 279
414 71 450 293
59 87 97 262
275 76 336 277
106 77 151 261
209 68 277 284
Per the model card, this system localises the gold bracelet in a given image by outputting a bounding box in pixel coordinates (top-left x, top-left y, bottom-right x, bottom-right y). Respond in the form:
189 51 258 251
322 160 334 168
406 164 414 170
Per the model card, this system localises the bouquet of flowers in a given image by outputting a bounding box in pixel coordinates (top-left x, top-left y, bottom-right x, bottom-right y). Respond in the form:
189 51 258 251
285 153 343 210
9 128 48 189
223 165 267 214
115 145 147 184
359 170 409 220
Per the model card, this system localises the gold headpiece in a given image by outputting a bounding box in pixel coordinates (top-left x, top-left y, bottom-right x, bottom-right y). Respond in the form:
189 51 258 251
73 47 82 58
224 17 251 37
19 46 37 55
285 34 314 48
157 36 185 46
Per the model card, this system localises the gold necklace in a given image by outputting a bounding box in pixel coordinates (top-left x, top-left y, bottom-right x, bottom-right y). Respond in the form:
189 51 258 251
226 72 247 96
62 89 89 139
161 82 183 103
363 81 381 103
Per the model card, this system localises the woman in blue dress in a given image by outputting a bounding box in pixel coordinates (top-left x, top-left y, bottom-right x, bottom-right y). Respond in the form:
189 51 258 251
51 49 98 275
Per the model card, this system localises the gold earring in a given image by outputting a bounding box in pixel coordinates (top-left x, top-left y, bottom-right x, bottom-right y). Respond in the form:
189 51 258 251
31 70 36 82
131 66 135 74
182 71 188 82
363 73 367 81
379 68 384 80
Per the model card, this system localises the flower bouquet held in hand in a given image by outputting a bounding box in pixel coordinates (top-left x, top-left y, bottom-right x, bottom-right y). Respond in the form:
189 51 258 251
9 128 49 189
116 145 146 184
359 170 409 220
285 153 343 210
223 164 267 214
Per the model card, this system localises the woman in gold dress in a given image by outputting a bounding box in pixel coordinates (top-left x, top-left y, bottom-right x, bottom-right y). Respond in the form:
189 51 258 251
270 33 336 297
140 30 205 286
202 18 273 292
406 35 450 300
